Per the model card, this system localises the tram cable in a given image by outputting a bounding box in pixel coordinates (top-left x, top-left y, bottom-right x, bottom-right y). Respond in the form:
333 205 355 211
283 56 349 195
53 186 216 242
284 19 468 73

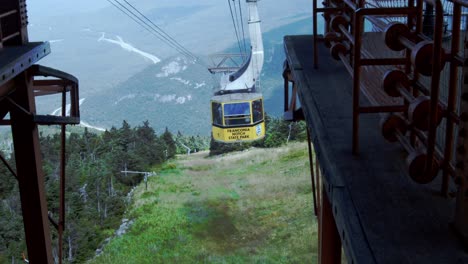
121 0 199 61
228 0 244 57
237 0 248 55
232 0 246 55
106 0 198 61
110 0 197 60
107 0 266 144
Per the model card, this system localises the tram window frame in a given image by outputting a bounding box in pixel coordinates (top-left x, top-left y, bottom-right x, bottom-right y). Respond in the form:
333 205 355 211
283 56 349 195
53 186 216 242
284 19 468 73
252 99 263 123
223 102 251 126
212 102 223 126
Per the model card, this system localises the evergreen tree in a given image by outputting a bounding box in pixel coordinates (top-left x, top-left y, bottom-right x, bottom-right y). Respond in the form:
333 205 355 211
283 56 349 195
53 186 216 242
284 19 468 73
119 120 134 153
161 127 176 159
0 119 246 262
136 121 166 166
0 151 16 199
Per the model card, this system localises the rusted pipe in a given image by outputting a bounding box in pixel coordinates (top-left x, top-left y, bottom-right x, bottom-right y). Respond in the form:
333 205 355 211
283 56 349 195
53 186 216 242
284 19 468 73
381 114 441 183
0 10 17 19
313 0 319 68
352 12 364 154
330 41 354 75
411 126 456 177
424 0 444 181
441 2 462 195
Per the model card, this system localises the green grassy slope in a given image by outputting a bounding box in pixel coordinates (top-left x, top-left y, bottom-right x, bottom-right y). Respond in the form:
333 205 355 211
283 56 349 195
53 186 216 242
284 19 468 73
91 142 317 263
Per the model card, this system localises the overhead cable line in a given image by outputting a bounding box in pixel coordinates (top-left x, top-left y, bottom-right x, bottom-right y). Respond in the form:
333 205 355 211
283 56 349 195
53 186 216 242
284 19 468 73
238 0 248 55
233 0 246 55
228 0 244 57
110 0 196 60
122 0 200 61
106 0 194 59
106 0 197 60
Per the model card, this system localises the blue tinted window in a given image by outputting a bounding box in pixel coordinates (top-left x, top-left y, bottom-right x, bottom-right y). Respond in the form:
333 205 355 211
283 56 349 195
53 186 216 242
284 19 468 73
224 102 250 116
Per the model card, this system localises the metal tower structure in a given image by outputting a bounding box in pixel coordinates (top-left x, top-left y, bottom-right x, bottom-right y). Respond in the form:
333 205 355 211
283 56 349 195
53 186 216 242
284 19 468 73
210 0 266 143
0 0 80 263
213 0 264 94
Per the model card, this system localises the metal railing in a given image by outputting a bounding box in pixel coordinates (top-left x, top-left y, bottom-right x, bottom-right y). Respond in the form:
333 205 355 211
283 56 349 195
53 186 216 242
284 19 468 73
313 0 463 187
0 9 20 46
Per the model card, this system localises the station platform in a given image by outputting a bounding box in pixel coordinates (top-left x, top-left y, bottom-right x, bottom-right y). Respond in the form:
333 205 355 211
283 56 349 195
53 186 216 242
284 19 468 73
284 34 468 263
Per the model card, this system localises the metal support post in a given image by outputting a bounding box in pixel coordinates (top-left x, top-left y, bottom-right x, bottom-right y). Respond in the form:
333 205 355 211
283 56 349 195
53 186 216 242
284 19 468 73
319 186 341 264
9 71 53 264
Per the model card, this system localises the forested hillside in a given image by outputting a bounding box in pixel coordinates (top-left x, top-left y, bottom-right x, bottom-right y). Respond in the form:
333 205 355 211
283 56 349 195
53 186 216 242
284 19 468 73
0 121 207 263
0 118 306 263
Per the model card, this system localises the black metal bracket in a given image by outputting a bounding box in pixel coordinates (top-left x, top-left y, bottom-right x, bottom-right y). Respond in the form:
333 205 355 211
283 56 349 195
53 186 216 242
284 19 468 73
0 42 51 87
2 64 81 125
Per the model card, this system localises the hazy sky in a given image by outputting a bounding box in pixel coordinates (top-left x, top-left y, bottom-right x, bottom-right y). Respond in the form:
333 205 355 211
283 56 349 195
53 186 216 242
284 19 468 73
28 0 312 21
27 0 312 53
28 0 110 17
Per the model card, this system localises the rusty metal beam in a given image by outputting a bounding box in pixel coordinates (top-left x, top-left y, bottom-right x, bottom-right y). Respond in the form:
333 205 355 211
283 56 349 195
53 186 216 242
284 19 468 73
319 185 342 264
0 79 15 98
453 0 468 247
441 1 462 196
10 70 53 263
58 89 66 264
307 129 318 216
2 1 54 263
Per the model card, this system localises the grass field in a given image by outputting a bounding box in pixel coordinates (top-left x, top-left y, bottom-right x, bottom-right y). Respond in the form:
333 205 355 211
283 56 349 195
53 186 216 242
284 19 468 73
91 142 317 263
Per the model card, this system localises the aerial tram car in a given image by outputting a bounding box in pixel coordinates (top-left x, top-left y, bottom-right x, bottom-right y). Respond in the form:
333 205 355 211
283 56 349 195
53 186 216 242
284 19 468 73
210 0 265 143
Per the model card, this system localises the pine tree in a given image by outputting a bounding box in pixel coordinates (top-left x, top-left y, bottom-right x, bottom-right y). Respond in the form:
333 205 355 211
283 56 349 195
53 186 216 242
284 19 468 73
0 151 16 199
161 127 176 159
134 121 166 167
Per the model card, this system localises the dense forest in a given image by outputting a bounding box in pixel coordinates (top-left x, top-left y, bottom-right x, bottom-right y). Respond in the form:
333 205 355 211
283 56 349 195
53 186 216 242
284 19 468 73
0 117 306 263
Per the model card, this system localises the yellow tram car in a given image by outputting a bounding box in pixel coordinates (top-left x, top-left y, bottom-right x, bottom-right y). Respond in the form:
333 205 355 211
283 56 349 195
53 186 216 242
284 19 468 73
211 93 265 143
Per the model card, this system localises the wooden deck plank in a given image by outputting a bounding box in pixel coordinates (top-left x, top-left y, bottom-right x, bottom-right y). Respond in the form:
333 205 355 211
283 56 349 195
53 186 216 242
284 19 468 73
284 35 468 264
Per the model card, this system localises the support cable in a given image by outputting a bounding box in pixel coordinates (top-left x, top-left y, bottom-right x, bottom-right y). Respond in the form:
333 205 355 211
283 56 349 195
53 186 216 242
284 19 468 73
110 0 195 59
228 0 244 56
106 0 197 60
122 0 200 61
238 0 248 55
233 0 246 56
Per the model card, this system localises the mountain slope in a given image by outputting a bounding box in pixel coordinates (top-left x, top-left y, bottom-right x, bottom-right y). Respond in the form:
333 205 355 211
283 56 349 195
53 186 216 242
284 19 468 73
260 17 313 117
80 17 312 134
83 56 214 134
28 0 312 98
91 142 317 263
